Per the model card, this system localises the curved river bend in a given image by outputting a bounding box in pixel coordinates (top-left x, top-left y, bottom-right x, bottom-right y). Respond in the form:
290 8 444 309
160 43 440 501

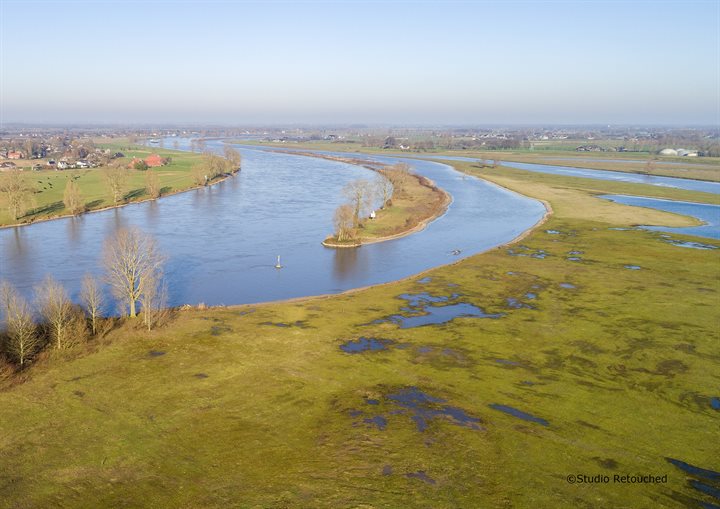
0 141 546 308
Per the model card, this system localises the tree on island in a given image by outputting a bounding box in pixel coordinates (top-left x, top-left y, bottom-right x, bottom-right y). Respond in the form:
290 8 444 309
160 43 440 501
333 204 357 242
343 179 374 228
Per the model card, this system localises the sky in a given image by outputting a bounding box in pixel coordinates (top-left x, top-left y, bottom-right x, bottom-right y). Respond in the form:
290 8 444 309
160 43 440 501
1 0 718 125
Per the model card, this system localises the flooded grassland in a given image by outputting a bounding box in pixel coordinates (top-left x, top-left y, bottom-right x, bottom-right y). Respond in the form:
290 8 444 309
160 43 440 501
0 159 718 508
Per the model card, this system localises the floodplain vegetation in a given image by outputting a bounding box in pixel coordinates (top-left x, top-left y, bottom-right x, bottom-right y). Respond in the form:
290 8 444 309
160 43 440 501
0 142 241 227
0 159 718 508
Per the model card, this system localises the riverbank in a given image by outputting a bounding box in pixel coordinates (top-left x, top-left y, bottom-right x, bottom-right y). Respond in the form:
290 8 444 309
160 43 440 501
1 159 717 508
282 151 451 247
0 143 237 229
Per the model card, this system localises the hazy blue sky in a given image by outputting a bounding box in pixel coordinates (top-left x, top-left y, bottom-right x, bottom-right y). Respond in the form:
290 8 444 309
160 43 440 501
1 0 718 125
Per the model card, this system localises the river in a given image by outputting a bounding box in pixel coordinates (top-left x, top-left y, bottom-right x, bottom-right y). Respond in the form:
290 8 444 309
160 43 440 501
0 141 545 308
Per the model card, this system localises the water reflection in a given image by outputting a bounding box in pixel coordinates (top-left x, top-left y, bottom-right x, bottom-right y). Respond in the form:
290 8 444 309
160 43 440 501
332 247 362 281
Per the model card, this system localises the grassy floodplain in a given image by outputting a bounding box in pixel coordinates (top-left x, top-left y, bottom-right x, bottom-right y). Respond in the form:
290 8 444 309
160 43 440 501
0 158 719 508
0 141 209 227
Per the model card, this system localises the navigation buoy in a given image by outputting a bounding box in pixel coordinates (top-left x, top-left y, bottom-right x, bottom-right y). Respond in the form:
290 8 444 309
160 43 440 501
275 255 283 269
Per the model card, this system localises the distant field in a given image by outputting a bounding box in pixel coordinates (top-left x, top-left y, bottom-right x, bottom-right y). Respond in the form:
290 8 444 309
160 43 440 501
0 143 206 227
235 139 720 182
1 158 717 508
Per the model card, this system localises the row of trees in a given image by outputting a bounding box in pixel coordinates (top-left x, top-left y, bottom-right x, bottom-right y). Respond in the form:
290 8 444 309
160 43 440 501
191 147 242 186
0 227 167 371
331 163 410 242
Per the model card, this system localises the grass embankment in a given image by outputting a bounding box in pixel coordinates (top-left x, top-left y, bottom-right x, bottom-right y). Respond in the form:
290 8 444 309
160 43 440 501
0 143 210 228
1 162 719 508
238 139 720 182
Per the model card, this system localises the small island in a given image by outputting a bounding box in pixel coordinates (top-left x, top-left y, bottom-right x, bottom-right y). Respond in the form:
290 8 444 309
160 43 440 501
280 153 450 247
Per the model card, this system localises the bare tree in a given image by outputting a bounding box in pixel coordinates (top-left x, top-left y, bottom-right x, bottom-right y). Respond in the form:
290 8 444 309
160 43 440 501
643 158 657 175
333 204 356 242
376 173 393 209
0 170 35 221
35 276 73 350
191 165 208 186
104 165 129 203
145 171 161 199
343 179 373 228
0 282 39 368
223 145 242 172
80 274 104 335
202 152 227 180
103 227 165 318
63 177 84 215
140 272 167 331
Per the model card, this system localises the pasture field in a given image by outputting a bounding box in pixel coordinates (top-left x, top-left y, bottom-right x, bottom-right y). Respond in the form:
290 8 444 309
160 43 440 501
0 143 206 227
0 160 718 508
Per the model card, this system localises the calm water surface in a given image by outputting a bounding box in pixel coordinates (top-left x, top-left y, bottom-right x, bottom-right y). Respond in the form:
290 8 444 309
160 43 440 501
599 195 720 239
0 141 545 308
406 154 720 195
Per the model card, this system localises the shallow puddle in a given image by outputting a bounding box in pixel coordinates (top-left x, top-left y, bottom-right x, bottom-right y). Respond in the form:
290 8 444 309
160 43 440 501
391 303 504 328
624 265 642 270
666 457 720 504
507 246 549 259
489 403 549 426
506 298 534 309
148 350 166 357
406 471 436 485
559 283 576 289
667 240 718 250
387 387 483 432
666 458 720 480
371 293 504 328
363 415 388 430
495 359 520 366
711 397 720 410
417 277 432 283
340 337 394 353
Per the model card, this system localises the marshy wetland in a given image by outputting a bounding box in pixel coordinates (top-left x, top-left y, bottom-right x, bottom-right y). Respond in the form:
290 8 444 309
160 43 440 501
0 149 718 508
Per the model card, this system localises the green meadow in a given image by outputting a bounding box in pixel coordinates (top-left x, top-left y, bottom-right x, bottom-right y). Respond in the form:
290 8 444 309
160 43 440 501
0 143 205 227
0 159 718 508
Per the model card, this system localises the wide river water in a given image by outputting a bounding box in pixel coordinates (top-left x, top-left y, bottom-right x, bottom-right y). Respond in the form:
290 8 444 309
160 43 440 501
0 140 546 308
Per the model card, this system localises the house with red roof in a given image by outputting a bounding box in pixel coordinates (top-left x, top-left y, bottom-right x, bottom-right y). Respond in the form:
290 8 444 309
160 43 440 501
144 154 165 167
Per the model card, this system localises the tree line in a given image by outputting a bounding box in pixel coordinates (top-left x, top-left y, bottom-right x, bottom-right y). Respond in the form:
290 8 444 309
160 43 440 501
0 227 167 372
